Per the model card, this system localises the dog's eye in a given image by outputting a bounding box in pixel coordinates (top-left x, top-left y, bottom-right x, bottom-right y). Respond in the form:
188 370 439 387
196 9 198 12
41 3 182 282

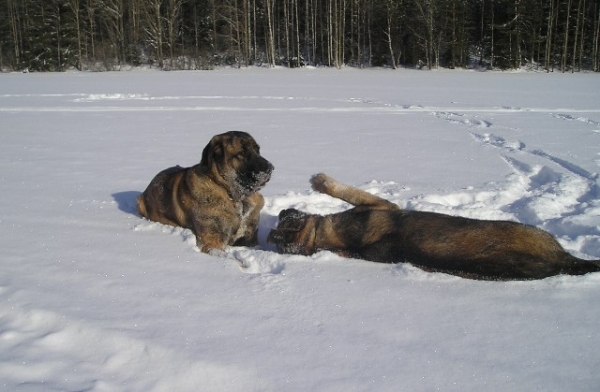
229 153 244 164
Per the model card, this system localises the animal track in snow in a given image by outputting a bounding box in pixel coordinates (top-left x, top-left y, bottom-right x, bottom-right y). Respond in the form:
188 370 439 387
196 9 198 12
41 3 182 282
551 113 600 126
530 150 598 181
133 221 198 250
232 249 286 275
433 111 492 128
467 130 597 224
422 109 599 258
501 157 593 222
471 133 526 151
410 154 599 259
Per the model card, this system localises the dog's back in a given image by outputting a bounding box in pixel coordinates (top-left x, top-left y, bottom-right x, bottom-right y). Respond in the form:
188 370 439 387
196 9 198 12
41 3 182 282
380 209 600 280
137 165 188 228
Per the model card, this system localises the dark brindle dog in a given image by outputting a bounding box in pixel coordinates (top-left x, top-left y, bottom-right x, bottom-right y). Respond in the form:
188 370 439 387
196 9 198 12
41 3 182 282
268 173 600 280
137 131 273 253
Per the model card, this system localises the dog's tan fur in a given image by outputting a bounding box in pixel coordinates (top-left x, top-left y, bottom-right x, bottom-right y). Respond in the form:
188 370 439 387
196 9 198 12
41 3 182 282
137 131 273 253
268 173 600 280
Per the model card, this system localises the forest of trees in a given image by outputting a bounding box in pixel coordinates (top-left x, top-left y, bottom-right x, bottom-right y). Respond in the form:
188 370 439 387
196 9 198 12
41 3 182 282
1 0 599 72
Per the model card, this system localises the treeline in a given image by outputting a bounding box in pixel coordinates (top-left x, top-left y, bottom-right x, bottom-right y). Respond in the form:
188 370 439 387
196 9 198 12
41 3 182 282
1 0 599 72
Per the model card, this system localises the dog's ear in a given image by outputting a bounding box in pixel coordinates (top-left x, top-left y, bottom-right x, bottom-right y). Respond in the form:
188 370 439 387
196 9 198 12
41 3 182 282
200 139 223 168
267 209 309 245
277 209 309 230
268 209 317 255
200 140 212 167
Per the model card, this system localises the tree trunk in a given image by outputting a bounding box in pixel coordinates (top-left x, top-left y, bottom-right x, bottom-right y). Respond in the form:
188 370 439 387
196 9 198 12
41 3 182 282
572 0 582 72
70 0 82 70
385 0 396 69
7 0 22 68
514 0 522 68
562 0 572 72
594 1 600 71
491 0 494 69
545 0 555 72
577 0 586 72
265 0 276 66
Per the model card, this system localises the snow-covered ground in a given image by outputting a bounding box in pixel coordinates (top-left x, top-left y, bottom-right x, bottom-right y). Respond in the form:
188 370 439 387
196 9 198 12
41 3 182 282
1 68 599 391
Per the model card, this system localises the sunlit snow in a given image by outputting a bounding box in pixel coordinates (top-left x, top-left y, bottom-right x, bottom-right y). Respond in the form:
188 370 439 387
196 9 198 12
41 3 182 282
1 68 599 391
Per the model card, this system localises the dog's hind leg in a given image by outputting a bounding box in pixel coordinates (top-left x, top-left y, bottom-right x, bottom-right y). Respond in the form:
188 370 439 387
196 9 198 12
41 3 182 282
310 173 399 211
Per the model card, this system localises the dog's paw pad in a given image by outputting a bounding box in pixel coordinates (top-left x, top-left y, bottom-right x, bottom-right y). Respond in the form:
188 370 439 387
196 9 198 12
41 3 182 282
310 173 333 192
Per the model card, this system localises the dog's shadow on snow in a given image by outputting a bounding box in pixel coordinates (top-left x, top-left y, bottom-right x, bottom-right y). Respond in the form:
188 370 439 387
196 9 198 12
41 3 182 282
112 191 142 216
257 212 279 252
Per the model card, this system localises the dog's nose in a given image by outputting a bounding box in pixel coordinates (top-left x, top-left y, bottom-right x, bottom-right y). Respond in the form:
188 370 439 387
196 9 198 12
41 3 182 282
259 159 273 177
262 158 274 174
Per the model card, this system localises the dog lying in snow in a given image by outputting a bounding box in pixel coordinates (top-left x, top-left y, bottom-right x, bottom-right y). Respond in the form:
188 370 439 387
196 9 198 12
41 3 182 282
267 173 600 281
137 131 273 253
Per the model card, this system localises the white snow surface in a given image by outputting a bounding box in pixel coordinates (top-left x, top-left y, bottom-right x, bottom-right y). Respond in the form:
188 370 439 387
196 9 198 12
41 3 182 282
1 68 600 391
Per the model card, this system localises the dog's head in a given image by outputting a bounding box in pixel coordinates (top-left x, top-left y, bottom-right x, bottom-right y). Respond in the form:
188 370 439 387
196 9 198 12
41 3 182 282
267 208 318 255
201 131 274 200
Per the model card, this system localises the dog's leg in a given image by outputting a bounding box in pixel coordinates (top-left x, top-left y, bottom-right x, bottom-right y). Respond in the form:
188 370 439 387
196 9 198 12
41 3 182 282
310 173 399 211
233 193 264 247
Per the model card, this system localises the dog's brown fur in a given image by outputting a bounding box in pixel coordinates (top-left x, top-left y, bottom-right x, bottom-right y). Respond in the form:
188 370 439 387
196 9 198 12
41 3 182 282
267 173 600 280
137 131 273 253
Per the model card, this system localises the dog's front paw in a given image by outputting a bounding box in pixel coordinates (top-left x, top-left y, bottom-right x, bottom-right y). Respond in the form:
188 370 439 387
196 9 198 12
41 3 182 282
310 173 334 193
207 247 228 258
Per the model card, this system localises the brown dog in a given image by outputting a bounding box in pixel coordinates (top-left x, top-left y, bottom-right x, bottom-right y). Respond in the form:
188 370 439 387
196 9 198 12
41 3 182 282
268 173 600 280
137 131 274 253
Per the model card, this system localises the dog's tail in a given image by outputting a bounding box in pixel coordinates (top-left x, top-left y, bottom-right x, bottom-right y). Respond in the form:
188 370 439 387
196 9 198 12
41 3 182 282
136 194 148 218
563 257 600 276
